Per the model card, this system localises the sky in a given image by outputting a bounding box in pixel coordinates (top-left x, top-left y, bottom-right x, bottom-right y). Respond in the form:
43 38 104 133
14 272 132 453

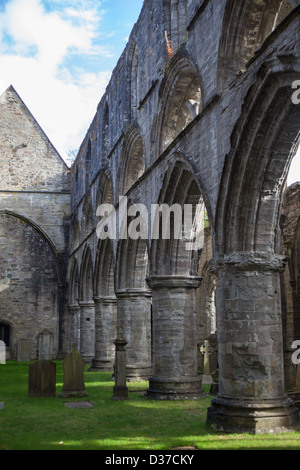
0 0 298 185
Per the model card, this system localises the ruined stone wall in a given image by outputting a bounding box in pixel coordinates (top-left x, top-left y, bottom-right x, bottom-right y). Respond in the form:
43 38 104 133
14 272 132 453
0 86 71 360
67 0 300 432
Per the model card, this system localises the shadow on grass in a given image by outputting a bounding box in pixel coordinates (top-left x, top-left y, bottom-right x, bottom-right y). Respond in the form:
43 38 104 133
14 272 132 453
1 361 300 450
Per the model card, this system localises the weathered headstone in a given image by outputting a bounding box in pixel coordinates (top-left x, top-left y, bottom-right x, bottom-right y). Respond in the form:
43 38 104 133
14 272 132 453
0 402 4 410
0 340 6 364
112 326 128 400
200 340 213 385
59 344 88 398
28 360 56 397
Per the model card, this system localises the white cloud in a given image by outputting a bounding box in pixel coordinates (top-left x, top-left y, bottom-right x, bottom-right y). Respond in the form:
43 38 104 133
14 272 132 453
0 0 112 163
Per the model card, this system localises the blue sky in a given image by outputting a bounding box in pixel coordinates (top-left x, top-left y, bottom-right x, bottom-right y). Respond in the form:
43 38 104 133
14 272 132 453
0 0 144 163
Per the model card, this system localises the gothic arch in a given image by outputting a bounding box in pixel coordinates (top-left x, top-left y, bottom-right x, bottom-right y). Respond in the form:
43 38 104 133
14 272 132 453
79 245 94 302
218 0 297 88
96 167 114 209
215 58 300 257
119 126 145 195
70 214 80 252
94 238 115 297
81 196 94 239
69 257 79 305
156 53 203 157
150 157 207 277
0 211 61 359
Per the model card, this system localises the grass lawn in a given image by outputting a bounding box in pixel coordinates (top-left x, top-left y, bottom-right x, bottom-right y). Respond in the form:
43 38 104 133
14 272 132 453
1 361 300 450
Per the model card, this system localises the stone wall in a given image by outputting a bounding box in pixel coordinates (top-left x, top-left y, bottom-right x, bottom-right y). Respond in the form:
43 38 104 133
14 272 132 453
0 86 71 360
67 0 300 432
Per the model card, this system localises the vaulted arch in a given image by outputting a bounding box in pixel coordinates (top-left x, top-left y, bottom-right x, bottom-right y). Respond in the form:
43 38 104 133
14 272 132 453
218 0 297 87
81 196 94 239
157 53 202 156
119 127 145 195
0 210 61 360
150 158 207 277
215 60 300 257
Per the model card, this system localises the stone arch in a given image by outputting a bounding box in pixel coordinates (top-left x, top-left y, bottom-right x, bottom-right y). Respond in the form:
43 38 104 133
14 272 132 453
156 53 202 156
79 245 95 361
208 59 300 433
79 245 94 302
218 0 297 87
70 214 80 252
150 157 207 277
119 127 145 195
81 196 94 239
96 168 114 210
0 211 61 360
69 257 79 305
216 64 300 256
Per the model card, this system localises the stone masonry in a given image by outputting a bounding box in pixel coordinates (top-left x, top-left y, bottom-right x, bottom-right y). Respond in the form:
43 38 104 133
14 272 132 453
1 0 300 434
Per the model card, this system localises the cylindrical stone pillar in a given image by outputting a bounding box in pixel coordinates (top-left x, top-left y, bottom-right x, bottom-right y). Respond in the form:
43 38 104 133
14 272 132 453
89 295 117 371
79 301 95 363
146 275 205 400
207 252 299 433
67 304 81 352
116 289 152 380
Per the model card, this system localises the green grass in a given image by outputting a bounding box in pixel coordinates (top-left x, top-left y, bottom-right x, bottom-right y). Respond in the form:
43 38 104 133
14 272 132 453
1 361 300 450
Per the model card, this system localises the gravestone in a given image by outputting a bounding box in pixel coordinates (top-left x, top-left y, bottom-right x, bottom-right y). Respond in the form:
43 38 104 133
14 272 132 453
28 360 56 397
0 403 4 410
200 340 213 385
112 326 128 400
59 344 88 398
0 340 5 364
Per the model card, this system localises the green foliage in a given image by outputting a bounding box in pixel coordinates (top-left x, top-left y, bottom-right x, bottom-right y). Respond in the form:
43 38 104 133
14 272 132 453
0 361 300 450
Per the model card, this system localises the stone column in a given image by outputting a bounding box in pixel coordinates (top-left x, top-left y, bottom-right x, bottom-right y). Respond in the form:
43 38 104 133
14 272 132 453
116 289 152 380
89 296 117 371
79 301 95 363
68 304 81 352
207 252 299 433
146 275 205 400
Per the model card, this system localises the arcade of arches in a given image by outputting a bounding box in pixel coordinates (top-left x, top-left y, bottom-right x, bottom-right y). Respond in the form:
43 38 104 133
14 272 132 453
1 0 300 434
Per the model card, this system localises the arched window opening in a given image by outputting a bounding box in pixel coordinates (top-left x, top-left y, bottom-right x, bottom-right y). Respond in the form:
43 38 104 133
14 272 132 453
123 134 145 194
161 66 201 153
218 0 296 86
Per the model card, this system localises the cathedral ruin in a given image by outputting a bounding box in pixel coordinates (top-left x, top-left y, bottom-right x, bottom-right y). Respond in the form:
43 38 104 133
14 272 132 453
1 0 300 434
